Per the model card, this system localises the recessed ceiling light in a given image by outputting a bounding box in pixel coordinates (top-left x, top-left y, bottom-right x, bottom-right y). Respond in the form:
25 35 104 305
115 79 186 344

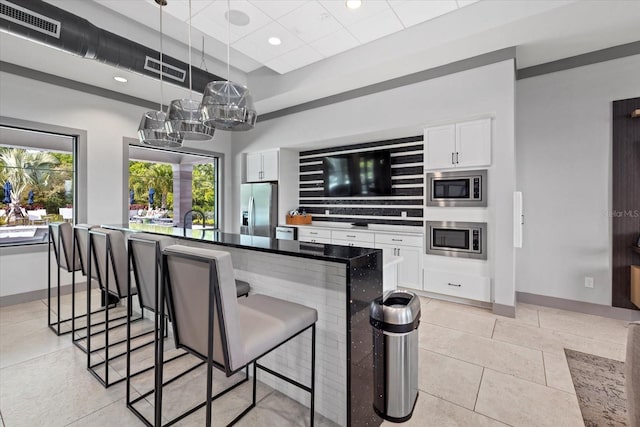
268 37 281 46
345 0 362 10
113 76 128 83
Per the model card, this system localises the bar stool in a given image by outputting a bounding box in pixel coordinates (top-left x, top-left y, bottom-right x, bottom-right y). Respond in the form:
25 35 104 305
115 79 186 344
126 233 199 424
71 224 127 353
47 222 82 335
157 245 317 427
86 228 155 387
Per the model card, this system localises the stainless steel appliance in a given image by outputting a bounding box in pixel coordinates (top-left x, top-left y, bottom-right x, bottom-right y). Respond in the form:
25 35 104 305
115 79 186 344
426 221 487 260
240 183 278 238
275 226 297 240
426 170 487 207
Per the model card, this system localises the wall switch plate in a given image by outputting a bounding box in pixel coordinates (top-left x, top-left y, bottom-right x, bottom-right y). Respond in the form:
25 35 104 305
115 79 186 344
401 211 407 218
325 209 330 215
584 277 594 288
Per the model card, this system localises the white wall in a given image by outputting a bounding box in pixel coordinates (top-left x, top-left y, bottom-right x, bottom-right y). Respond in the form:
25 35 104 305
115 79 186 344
515 54 640 306
233 60 517 308
0 72 232 297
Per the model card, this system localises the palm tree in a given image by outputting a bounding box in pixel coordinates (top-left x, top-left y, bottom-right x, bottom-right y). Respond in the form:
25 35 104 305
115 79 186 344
148 164 173 210
0 148 59 221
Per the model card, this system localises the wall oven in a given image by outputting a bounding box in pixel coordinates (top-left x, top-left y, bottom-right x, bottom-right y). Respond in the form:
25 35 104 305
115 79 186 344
426 170 487 207
426 221 487 260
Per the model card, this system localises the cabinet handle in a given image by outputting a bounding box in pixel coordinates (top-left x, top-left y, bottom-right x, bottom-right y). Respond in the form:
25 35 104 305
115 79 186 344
393 248 397 256
452 152 455 165
346 234 356 238
309 232 318 235
455 152 459 164
391 238 403 242
397 248 400 256
447 282 462 287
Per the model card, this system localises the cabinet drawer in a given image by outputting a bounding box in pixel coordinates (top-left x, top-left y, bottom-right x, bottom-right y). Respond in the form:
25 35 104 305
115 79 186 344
298 228 331 239
375 233 423 248
299 236 331 244
423 270 491 302
332 229 374 243
332 238 376 249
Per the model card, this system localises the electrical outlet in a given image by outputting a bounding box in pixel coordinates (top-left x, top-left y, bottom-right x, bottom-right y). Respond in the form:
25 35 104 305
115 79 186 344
325 209 330 215
584 277 594 288
401 211 407 218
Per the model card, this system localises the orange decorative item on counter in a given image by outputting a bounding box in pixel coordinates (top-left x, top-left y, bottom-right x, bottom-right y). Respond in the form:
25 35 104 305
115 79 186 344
286 214 312 225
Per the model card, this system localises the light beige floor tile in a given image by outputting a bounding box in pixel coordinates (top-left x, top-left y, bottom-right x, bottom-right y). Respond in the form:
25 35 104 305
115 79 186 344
0 347 125 427
427 299 496 319
381 391 507 427
420 323 546 384
418 349 483 410
513 303 540 326
66 396 150 427
492 318 626 361
0 300 48 326
421 302 496 338
537 307 629 344
543 352 576 394
0 316 73 368
475 369 583 427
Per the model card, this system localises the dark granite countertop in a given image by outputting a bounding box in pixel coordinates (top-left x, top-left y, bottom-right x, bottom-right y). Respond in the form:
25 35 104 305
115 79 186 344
101 224 380 264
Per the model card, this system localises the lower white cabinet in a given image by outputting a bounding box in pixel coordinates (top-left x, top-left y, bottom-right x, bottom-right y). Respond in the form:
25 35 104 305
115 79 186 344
375 242 423 290
298 227 331 244
423 270 491 302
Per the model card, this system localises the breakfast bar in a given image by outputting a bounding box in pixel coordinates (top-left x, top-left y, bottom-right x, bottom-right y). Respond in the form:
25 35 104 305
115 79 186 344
103 224 383 427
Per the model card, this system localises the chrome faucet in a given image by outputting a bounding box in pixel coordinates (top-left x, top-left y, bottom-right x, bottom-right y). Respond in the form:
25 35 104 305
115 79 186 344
183 209 205 238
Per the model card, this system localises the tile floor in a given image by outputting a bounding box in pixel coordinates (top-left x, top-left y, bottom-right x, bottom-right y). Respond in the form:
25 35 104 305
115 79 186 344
0 292 631 426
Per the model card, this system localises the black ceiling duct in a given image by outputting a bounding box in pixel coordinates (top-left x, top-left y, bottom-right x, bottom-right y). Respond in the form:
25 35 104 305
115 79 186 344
0 0 223 92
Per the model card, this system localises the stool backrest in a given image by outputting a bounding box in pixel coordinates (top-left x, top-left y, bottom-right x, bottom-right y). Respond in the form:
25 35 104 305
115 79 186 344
90 228 129 298
73 224 96 278
49 222 81 272
163 245 243 373
128 233 174 312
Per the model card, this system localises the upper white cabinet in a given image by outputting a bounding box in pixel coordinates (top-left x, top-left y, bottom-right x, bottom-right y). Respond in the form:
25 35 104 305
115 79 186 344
246 150 279 182
425 118 491 170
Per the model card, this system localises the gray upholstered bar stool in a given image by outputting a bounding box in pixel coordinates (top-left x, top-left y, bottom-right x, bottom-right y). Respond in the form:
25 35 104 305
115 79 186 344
48 222 82 335
126 233 198 423
157 245 317 427
86 228 155 387
71 223 128 353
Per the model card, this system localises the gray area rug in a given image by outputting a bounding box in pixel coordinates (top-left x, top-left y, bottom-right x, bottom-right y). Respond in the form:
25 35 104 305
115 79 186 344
565 348 628 427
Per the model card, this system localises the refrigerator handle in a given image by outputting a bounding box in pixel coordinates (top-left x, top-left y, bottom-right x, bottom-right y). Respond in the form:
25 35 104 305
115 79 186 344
248 196 255 233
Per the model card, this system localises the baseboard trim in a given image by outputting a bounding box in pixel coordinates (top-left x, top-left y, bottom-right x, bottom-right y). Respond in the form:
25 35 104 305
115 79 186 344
517 291 640 322
0 283 86 307
493 303 516 318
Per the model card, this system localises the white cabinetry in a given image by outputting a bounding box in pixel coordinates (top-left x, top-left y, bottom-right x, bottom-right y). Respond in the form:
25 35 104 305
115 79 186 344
423 270 491 302
331 230 375 248
298 227 331 244
375 233 423 290
246 150 279 182
425 118 491 170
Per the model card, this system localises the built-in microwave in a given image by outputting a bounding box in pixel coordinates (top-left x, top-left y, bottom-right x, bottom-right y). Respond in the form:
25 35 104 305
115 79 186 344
426 170 487 207
426 221 487 260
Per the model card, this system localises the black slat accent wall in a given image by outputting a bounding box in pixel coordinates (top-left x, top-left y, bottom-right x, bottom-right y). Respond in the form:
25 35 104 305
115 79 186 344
298 135 424 227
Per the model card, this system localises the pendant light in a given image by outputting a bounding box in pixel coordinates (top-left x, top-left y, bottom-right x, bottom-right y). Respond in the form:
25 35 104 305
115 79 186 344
201 0 257 131
165 0 215 141
138 0 182 147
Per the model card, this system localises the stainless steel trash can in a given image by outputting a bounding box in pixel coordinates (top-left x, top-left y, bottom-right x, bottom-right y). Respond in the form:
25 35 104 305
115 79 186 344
370 290 421 422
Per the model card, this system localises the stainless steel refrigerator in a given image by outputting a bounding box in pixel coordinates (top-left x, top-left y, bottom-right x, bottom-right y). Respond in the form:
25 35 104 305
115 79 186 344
240 183 278 238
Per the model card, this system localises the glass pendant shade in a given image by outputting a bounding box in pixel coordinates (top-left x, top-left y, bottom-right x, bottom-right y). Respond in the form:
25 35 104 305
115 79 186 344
201 81 257 131
165 98 215 140
138 111 182 147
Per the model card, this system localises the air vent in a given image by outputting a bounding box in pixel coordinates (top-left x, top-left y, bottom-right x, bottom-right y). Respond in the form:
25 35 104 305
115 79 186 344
0 0 61 38
144 56 187 83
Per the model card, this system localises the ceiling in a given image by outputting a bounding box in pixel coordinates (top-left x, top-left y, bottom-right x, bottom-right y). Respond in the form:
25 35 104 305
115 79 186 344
1 0 640 115
98 0 479 75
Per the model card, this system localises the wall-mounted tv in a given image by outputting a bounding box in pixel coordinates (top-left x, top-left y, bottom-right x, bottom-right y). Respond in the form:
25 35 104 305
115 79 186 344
323 150 393 197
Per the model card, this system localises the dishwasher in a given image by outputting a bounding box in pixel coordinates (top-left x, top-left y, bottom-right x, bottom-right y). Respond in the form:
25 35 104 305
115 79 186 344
275 226 297 240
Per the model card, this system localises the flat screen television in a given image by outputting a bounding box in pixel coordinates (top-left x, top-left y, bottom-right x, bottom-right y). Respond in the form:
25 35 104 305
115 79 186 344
323 150 392 197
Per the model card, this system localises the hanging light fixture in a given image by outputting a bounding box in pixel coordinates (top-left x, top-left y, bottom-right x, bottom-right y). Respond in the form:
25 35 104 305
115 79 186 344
138 0 182 147
165 0 215 141
201 0 257 131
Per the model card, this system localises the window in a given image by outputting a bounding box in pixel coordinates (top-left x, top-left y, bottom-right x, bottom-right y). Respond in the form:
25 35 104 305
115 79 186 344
0 126 76 246
127 145 219 229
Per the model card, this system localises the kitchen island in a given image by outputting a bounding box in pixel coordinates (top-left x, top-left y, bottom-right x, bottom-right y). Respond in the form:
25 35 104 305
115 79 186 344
103 224 383 427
